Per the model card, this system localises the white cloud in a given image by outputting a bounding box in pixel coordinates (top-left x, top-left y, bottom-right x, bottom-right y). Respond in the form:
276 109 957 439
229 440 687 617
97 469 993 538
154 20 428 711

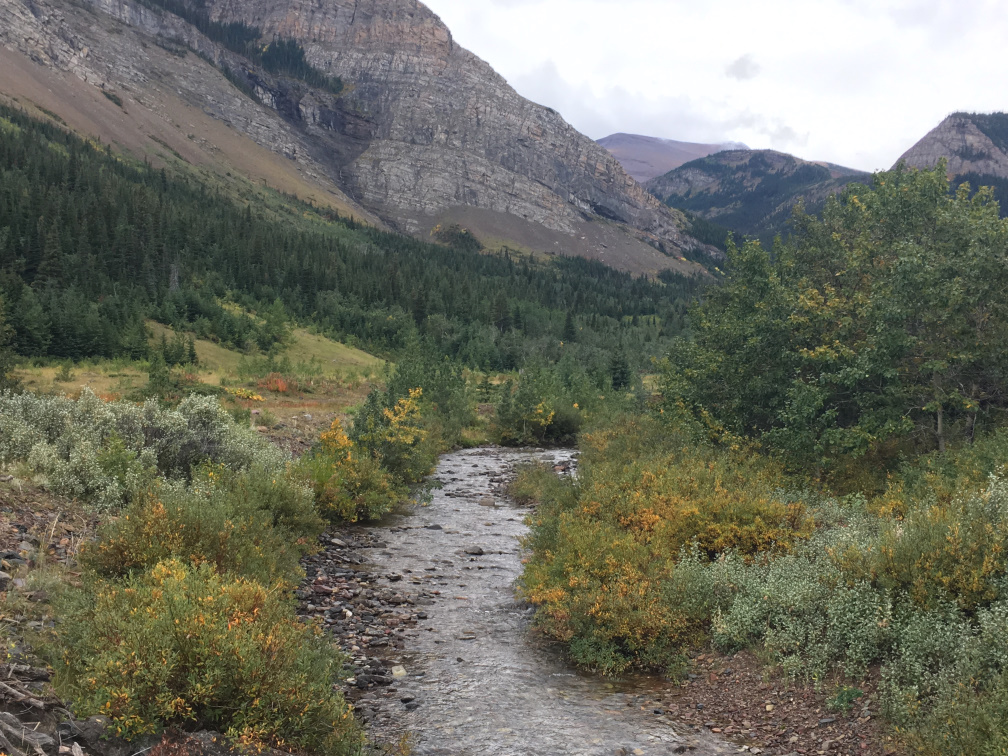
421 0 1008 172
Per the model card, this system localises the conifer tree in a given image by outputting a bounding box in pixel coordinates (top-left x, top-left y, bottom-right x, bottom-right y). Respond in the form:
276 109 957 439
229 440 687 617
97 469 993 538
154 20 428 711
0 296 21 393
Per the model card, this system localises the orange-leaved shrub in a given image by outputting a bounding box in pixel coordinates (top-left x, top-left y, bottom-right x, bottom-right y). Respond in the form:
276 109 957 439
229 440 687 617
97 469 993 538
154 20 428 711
257 373 299 395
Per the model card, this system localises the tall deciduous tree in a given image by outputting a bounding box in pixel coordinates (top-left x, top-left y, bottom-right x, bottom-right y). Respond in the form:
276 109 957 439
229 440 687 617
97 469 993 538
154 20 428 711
664 162 1008 466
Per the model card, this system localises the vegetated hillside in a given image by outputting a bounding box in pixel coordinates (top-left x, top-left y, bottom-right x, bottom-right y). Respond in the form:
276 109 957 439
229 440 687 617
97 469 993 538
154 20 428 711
0 104 705 377
597 133 748 183
521 162 1008 756
0 0 717 275
897 111 1008 215
645 149 868 245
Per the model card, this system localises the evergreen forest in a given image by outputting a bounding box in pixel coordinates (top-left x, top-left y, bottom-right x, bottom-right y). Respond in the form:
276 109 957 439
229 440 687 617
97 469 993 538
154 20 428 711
0 104 702 377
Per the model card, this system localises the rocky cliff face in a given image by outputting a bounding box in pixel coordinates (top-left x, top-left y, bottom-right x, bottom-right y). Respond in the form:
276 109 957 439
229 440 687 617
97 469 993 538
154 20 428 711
896 113 1008 217
204 0 703 245
896 113 1008 178
0 0 714 273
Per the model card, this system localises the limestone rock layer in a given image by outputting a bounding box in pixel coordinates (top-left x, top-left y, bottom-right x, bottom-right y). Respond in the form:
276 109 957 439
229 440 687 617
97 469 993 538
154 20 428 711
0 0 715 272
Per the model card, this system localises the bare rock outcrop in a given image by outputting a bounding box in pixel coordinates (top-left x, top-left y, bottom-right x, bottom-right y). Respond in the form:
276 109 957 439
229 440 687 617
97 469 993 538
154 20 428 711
0 0 715 270
896 113 1008 179
202 0 703 248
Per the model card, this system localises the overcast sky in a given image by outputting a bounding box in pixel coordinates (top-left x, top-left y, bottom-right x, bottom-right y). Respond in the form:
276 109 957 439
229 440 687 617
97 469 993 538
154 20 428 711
421 0 1008 172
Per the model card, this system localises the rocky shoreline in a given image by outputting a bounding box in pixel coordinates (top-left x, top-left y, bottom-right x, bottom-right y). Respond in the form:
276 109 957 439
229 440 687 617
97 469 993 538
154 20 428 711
296 526 428 725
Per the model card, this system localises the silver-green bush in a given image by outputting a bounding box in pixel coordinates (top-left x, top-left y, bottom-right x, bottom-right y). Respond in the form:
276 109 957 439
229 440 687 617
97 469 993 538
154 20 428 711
0 389 288 508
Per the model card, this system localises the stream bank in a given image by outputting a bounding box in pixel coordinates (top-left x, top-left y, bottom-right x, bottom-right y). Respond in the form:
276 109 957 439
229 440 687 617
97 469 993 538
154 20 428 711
299 446 736 756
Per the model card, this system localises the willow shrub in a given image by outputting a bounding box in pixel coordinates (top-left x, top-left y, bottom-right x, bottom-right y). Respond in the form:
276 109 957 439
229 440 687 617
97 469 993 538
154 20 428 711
82 463 321 586
833 430 1008 615
0 390 289 509
519 414 812 674
55 560 361 754
303 385 443 524
300 418 407 523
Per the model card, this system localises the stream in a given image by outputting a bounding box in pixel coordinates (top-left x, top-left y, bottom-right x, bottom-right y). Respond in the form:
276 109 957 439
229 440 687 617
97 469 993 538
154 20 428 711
349 446 737 756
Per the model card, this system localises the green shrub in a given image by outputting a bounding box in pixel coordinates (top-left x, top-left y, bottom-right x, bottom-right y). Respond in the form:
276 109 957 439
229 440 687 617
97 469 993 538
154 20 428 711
83 464 321 586
0 390 288 508
300 420 405 523
351 387 436 485
507 461 560 504
828 686 864 714
495 366 586 446
54 361 74 382
871 429 1008 519
836 472 1008 614
380 349 474 449
55 559 362 753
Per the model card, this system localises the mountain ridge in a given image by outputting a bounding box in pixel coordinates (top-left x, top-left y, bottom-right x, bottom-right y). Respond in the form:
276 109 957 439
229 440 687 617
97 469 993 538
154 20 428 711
597 132 748 183
0 0 717 275
645 148 868 244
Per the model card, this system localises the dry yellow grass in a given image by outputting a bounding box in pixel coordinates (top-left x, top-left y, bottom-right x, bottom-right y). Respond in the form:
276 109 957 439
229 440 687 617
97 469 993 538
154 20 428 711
14 362 146 400
146 322 386 384
13 322 385 410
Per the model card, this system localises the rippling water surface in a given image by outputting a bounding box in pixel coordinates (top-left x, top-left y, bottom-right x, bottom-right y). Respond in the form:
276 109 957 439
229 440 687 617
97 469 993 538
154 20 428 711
359 447 734 756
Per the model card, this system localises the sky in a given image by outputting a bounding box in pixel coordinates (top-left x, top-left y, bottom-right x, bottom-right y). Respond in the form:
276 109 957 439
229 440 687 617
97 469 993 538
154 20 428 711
420 0 1008 172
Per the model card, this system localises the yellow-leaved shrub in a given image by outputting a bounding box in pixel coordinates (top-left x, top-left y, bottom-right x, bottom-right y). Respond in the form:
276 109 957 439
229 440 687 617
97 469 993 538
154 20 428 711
519 414 812 674
300 418 406 523
56 559 361 753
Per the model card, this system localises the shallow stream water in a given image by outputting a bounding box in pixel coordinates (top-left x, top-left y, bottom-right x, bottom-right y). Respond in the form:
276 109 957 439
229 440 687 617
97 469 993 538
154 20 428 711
358 446 735 756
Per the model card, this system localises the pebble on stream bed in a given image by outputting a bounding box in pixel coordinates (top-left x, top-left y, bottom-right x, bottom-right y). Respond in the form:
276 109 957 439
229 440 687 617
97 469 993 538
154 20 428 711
295 526 431 724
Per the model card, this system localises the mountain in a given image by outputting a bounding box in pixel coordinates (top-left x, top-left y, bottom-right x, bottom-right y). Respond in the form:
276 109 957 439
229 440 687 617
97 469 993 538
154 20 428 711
896 112 1008 214
645 149 869 244
0 0 716 275
598 133 748 183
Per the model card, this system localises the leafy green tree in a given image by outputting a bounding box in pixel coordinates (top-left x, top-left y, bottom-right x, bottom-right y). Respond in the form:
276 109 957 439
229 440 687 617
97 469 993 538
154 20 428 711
664 162 1008 466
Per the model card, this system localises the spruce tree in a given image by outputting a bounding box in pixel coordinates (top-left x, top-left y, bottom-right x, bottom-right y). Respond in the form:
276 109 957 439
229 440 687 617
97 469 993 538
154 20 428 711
562 312 577 343
0 296 21 393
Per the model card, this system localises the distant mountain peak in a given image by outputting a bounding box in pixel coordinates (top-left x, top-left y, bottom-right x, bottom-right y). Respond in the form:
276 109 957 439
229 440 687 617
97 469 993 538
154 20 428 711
895 112 1008 217
897 112 1008 179
645 148 868 244
597 133 749 183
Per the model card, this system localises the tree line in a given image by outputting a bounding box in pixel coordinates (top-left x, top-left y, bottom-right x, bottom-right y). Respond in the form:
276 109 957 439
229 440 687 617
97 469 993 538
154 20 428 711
0 104 705 377
665 161 1008 470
